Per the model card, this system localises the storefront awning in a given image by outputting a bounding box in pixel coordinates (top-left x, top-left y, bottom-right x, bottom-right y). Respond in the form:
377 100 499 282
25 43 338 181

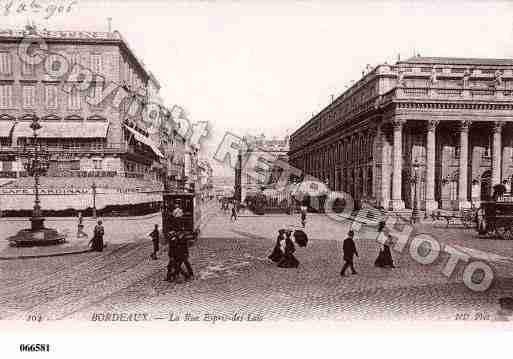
0 121 15 137
124 125 164 158
13 121 110 138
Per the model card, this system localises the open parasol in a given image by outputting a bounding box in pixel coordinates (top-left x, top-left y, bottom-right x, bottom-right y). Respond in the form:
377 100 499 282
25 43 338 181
293 229 308 247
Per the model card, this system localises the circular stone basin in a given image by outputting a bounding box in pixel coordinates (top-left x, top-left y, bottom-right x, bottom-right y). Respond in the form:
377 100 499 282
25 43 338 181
7 228 67 247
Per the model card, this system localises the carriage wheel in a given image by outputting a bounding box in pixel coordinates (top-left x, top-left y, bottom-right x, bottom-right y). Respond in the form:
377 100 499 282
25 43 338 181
495 225 513 240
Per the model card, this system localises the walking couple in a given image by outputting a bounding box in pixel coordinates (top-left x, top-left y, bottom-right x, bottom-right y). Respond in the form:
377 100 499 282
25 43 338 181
165 231 194 282
268 229 299 268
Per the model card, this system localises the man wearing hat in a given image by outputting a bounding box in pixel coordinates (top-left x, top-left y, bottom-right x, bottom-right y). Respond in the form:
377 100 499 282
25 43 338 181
340 230 358 276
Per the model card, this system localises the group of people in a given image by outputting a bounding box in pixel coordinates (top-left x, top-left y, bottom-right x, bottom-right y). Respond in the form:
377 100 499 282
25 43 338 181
267 221 395 275
148 224 194 282
268 229 300 268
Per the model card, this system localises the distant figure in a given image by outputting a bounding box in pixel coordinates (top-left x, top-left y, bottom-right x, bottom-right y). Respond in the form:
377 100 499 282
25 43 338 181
375 235 395 268
277 231 299 268
76 211 87 238
268 229 285 263
172 203 184 231
230 202 238 222
300 205 307 228
174 231 194 281
340 230 358 276
90 219 105 252
172 203 184 218
149 224 160 260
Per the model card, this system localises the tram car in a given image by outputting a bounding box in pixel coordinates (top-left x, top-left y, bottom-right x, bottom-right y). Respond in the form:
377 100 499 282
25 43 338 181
162 192 202 241
476 199 513 239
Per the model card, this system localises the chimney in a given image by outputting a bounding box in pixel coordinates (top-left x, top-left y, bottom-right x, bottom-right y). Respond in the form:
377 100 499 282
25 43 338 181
107 17 112 33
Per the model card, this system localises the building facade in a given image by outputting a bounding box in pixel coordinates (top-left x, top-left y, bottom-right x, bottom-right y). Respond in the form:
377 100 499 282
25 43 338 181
289 56 513 212
242 134 289 191
0 26 182 212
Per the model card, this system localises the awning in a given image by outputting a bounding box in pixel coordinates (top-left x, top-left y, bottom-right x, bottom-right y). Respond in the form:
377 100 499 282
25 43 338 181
0 121 15 137
124 125 164 158
13 121 109 138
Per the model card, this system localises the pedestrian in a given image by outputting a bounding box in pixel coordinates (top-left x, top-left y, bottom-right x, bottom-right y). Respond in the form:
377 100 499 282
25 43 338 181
300 205 307 228
277 230 299 268
375 235 395 268
340 230 358 276
89 219 105 252
165 231 177 282
76 211 87 238
268 229 285 263
230 202 238 222
172 203 184 231
174 231 194 281
149 224 160 260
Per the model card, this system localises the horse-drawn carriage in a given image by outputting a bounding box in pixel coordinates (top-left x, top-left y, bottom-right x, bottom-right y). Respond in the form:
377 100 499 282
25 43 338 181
162 192 202 241
476 200 513 239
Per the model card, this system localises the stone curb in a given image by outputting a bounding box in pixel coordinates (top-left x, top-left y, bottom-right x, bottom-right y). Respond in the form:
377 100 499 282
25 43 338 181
0 247 92 260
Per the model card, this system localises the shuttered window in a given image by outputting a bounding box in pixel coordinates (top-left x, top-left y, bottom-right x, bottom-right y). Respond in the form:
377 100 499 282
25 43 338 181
0 85 13 108
0 53 12 75
23 85 37 108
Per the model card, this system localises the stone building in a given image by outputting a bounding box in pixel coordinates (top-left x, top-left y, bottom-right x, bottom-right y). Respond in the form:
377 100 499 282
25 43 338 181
0 27 181 212
289 56 513 212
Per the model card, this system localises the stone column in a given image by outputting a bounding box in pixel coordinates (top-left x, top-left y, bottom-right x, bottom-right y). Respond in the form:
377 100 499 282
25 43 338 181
458 120 471 209
425 120 439 213
391 119 405 210
492 121 503 193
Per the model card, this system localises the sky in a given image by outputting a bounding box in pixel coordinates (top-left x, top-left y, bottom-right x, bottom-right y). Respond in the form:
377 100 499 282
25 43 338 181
2 0 513 177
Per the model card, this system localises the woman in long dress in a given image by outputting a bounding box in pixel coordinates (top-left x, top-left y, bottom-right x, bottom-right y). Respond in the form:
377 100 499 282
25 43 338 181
268 229 285 262
375 235 394 268
277 231 299 268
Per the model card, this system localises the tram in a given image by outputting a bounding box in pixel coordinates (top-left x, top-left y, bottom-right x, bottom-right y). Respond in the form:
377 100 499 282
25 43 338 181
162 191 202 241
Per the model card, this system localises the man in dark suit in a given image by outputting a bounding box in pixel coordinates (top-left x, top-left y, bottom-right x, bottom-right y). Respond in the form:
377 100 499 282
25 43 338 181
340 230 358 276
174 231 194 281
165 231 177 282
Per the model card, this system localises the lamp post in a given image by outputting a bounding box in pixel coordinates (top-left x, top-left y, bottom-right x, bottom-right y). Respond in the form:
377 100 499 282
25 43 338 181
91 182 97 219
7 117 66 246
411 160 421 224
24 117 49 231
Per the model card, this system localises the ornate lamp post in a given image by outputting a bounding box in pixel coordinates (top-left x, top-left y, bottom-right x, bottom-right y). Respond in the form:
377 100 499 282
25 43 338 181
91 182 97 218
7 117 65 246
24 118 50 231
411 160 421 224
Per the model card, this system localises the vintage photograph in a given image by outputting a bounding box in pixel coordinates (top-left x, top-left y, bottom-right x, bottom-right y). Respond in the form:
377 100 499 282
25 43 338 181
1 0 513 356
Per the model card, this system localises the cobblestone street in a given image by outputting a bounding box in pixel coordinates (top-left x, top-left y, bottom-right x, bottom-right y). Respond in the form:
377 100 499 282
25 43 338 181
1 208 513 322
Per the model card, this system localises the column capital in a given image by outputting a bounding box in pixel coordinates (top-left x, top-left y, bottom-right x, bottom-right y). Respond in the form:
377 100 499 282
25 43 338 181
427 120 440 132
460 120 472 133
493 121 505 134
392 119 406 130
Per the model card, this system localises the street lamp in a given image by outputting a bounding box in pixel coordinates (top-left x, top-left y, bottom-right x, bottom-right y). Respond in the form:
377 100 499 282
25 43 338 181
8 117 65 246
23 118 50 231
91 182 97 219
411 160 421 224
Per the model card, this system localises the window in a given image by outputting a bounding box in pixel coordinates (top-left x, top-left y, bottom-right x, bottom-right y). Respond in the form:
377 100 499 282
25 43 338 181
68 88 81 110
90 54 102 73
89 83 103 106
22 85 37 108
0 84 13 108
93 159 102 170
21 60 35 75
0 53 12 74
45 85 58 109
69 53 80 66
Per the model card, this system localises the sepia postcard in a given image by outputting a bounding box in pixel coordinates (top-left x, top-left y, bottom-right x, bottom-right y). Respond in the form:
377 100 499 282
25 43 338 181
1 0 513 357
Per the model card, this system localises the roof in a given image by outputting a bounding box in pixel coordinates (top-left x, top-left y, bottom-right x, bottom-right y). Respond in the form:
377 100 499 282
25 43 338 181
124 125 164 158
400 56 513 66
13 121 109 138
